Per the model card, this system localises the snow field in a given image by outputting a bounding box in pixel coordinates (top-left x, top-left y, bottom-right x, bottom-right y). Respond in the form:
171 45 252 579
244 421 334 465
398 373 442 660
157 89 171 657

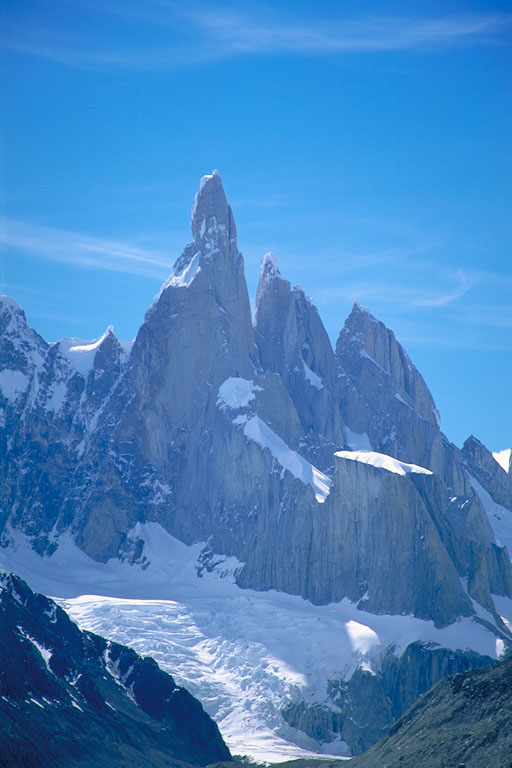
1 522 509 761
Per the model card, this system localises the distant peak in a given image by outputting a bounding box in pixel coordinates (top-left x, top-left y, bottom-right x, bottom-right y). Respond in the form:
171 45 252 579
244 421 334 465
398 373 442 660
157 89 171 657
260 252 280 278
464 434 484 449
0 295 24 315
66 325 116 353
351 299 374 319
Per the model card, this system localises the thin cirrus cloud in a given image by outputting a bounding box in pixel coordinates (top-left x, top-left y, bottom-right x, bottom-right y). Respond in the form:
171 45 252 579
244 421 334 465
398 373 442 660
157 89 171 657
408 269 477 308
1 220 173 280
3 3 511 71
193 9 510 54
317 268 477 310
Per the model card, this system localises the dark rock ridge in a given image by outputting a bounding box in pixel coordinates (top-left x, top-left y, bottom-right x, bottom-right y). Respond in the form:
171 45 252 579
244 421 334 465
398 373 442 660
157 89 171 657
0 571 231 767
1 172 511 754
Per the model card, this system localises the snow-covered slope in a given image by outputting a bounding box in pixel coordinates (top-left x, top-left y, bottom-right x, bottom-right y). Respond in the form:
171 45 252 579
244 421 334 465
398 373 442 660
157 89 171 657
1 523 509 762
493 449 511 473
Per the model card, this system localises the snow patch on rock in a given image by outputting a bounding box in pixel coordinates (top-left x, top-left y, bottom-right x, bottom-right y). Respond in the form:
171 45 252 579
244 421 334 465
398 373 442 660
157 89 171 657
345 428 373 452
493 448 511 473
302 361 323 390
217 377 261 410
0 370 29 400
335 450 433 477
238 414 331 502
468 474 512 555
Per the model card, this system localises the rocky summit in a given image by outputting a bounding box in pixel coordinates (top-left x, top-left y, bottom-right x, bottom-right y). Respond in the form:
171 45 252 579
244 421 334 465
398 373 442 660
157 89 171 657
1 172 511 758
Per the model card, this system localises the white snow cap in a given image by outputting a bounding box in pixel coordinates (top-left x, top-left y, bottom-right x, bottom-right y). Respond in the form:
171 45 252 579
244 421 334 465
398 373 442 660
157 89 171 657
493 448 511 473
260 252 280 277
200 169 220 185
0 295 24 314
58 326 119 376
192 169 223 219
190 169 231 244
352 298 375 319
335 450 433 476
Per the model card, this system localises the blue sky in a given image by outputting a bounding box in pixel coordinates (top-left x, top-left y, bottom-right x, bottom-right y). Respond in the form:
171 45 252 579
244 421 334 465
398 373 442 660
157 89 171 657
1 0 511 450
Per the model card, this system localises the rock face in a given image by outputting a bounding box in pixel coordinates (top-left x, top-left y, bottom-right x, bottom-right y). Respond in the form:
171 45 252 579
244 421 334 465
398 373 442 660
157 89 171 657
0 571 231 768
1 172 511 757
462 434 512 511
253 253 345 471
335 302 470 495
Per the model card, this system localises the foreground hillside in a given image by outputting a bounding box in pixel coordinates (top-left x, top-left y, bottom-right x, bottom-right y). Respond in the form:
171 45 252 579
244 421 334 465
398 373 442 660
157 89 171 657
0 572 231 768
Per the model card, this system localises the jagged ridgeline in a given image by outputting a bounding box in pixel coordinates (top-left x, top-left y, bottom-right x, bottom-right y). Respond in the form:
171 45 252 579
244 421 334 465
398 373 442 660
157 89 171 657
1 171 512 756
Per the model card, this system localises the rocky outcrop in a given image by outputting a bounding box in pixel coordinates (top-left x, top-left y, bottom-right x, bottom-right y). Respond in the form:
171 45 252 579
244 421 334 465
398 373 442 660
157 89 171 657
462 435 512 511
283 667 392 755
238 449 512 627
2 174 511 619
335 302 469 495
0 571 231 767
253 253 345 470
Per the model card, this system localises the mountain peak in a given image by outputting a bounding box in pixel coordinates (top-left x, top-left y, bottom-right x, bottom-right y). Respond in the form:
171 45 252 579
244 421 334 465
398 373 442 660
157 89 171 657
259 252 281 281
0 295 29 334
190 170 236 247
0 295 24 315
337 303 441 429
350 299 378 323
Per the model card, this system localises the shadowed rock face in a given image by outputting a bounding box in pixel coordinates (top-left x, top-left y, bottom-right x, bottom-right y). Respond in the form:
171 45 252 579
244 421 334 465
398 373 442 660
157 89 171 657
1 173 511 757
280 644 496 757
0 571 231 767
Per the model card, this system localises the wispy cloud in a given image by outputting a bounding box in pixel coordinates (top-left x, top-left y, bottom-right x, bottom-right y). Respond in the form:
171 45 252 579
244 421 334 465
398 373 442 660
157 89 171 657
1 220 173 279
194 9 510 55
3 3 510 71
316 267 477 309
408 269 477 308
